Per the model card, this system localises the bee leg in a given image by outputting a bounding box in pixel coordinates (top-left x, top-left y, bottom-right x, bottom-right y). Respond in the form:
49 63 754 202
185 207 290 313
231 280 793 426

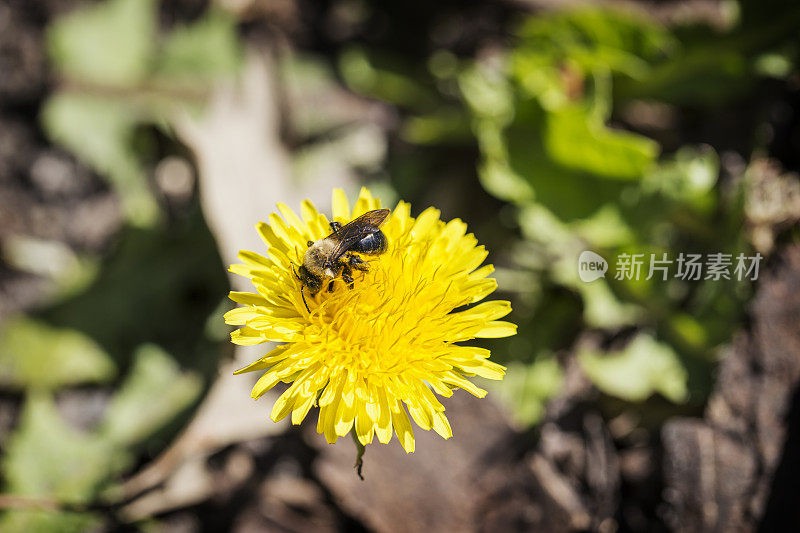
329 221 342 234
347 253 369 271
342 273 355 289
341 263 355 289
307 240 314 247
327 280 336 293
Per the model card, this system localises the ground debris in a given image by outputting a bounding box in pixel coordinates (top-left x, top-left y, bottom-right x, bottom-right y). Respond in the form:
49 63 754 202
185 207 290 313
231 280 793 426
662 245 800 532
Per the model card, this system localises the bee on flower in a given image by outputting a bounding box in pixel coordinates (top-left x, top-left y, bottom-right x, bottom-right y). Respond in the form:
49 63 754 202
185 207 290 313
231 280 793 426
225 188 515 454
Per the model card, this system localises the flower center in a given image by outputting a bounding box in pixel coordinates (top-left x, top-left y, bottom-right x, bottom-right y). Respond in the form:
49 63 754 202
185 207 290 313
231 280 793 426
301 241 455 375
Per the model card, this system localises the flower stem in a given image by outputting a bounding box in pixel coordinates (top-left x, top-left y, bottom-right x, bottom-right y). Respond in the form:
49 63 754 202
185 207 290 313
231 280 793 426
350 428 365 480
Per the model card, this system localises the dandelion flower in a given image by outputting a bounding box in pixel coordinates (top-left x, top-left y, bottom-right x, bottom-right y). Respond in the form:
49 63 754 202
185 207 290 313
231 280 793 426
226 188 515 453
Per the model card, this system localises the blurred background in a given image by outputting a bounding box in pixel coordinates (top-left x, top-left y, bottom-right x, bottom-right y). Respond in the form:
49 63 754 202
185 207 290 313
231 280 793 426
0 0 799 531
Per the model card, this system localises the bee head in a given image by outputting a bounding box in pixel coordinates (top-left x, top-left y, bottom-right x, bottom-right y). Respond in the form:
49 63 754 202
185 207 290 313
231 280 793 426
297 265 322 294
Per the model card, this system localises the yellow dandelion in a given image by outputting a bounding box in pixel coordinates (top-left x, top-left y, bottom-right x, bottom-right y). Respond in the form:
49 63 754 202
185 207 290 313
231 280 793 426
225 188 515 453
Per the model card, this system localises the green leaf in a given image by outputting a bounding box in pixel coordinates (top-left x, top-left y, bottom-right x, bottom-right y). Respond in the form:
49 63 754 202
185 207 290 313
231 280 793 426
41 93 139 174
40 93 159 226
571 204 636 248
0 510 98 533
99 344 202 446
40 219 229 375
0 317 115 390
643 146 718 210
339 47 438 109
489 356 563 427
155 10 243 83
617 49 751 106
515 205 642 328
545 104 659 180
579 333 688 402
43 3 246 228
576 279 643 328
2 392 118 501
47 0 157 86
517 7 675 69
459 62 515 121
478 158 536 205
0 393 117 532
400 108 473 145
502 99 630 220
513 7 676 102
1 236 100 298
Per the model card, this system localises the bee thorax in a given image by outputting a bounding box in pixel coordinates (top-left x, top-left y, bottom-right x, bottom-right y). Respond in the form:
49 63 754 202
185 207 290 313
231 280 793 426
302 239 337 277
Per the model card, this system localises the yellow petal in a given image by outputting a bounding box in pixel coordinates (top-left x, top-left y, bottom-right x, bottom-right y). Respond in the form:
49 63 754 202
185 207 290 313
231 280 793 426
277 203 307 235
454 359 506 380
224 306 260 325
476 321 518 338
270 389 296 422
300 200 319 222
291 393 316 425
441 372 487 398
332 189 351 220
229 264 254 277
411 207 441 240
234 345 291 375
334 395 356 436
256 221 290 253
228 291 269 306
431 411 452 439
238 250 272 268
252 369 283 399
406 402 432 430
355 410 375 445
230 327 267 346
390 402 415 453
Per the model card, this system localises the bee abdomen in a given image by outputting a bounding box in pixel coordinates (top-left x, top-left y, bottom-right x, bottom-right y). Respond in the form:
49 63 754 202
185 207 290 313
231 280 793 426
354 231 387 255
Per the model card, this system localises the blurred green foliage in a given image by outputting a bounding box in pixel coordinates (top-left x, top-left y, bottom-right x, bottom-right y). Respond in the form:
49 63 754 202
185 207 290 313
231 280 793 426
41 214 228 373
460 8 752 418
0 0 238 529
579 333 688 403
99 344 202 447
0 217 225 530
43 0 242 226
1 393 107 532
337 3 798 424
0 346 202 531
491 355 563 427
47 0 157 86
2 0 799 529
0 317 115 390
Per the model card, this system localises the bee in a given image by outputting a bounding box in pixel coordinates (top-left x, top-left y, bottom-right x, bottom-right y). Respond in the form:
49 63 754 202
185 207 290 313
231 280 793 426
295 208 390 312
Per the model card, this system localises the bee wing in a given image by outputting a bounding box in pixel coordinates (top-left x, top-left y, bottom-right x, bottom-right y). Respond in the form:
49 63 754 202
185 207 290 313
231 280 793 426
328 209 390 262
